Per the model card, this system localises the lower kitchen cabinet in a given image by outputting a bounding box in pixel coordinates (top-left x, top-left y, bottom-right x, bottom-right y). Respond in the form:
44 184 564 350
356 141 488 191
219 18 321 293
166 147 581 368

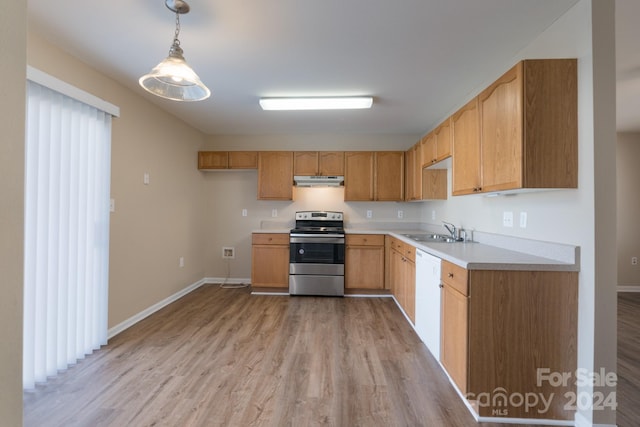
251 233 289 288
388 237 416 323
439 260 579 420
345 234 385 289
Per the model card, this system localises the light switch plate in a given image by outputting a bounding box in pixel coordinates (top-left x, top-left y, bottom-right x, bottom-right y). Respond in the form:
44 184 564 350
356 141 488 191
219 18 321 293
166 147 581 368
519 212 528 228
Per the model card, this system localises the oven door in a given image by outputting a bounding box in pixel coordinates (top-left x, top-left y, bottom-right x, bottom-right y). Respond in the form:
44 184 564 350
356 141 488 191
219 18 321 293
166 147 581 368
289 235 345 265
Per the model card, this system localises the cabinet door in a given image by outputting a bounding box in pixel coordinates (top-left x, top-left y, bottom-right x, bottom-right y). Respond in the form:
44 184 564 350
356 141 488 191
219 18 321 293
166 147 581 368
421 133 437 167
390 247 403 305
404 148 415 201
434 118 452 161
344 152 374 201
293 152 319 175
479 62 523 192
375 151 404 201
422 169 447 200
440 283 469 394
345 235 385 289
452 98 482 195
318 151 344 176
228 151 258 169
198 151 228 169
258 152 293 200
251 234 289 288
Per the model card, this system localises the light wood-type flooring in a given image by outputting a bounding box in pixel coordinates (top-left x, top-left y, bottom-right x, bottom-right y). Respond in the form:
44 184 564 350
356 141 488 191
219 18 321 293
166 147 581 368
24 284 621 427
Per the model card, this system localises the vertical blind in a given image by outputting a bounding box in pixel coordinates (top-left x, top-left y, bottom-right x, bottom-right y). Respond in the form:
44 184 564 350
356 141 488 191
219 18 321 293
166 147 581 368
23 80 112 389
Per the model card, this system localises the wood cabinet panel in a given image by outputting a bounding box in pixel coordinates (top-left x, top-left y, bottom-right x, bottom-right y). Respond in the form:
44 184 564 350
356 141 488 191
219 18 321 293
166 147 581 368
434 117 452 161
258 152 293 200
479 62 524 192
421 132 437 167
441 260 468 296
345 234 385 290
452 98 482 195
440 283 469 395
251 233 289 288
467 270 578 419
198 151 228 169
389 237 416 323
422 169 447 200
319 151 344 176
293 152 319 175
228 151 257 169
344 152 375 201
375 151 405 201
198 151 258 169
521 59 578 188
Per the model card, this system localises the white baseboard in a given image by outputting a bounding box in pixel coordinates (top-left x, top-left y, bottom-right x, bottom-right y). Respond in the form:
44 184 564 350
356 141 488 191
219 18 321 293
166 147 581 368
617 285 640 292
107 277 250 340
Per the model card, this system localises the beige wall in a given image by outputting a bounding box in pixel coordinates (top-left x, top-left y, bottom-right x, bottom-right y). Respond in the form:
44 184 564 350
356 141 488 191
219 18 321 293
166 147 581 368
0 0 25 425
27 31 209 328
617 132 640 286
202 134 421 278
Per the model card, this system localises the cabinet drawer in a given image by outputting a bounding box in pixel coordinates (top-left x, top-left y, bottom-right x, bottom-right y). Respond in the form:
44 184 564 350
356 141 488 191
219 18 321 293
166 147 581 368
389 237 404 252
346 234 384 246
441 260 468 296
252 233 289 245
403 244 415 262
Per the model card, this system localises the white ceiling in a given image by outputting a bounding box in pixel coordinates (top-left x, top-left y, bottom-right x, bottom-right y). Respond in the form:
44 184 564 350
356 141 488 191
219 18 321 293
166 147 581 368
27 0 636 136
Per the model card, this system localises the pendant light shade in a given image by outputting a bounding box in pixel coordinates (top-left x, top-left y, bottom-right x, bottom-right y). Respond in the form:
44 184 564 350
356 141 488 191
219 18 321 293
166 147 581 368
139 0 210 102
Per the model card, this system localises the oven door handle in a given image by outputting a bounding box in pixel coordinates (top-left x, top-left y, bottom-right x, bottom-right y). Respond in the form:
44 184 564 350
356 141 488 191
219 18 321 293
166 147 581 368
289 236 345 244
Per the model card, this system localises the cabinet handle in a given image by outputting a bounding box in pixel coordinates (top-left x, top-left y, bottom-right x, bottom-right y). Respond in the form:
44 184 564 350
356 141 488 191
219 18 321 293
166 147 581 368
448 272 454 278
439 284 444 288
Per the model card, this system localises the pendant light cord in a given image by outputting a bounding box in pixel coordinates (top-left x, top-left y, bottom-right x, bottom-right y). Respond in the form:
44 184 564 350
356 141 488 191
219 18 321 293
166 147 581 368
173 11 181 47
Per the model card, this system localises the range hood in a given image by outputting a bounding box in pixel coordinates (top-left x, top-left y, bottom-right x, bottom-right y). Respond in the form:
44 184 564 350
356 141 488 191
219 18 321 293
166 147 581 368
294 175 344 187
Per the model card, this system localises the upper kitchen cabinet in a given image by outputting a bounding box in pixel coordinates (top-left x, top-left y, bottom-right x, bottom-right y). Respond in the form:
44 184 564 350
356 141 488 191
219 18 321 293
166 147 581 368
257 151 294 200
344 151 404 201
434 117 452 162
375 151 405 201
293 151 344 176
344 152 374 200
420 118 451 168
480 59 577 192
453 59 578 196
421 132 436 167
452 98 482 195
198 151 257 170
405 144 422 201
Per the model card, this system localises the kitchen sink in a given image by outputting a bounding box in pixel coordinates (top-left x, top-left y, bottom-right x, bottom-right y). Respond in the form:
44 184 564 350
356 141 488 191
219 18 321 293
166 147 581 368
402 233 462 243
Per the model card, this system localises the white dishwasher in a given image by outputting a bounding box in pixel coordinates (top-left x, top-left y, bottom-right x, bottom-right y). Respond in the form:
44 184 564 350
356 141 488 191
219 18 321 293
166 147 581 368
415 249 441 360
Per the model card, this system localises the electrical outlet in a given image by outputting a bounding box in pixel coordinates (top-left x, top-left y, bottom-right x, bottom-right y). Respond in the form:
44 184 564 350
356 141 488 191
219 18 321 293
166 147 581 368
366 210 373 219
242 209 247 217
143 172 150 185
271 209 278 217
431 210 436 221
397 210 404 219
179 257 184 268
222 247 235 259
503 211 514 227
632 257 638 266
519 212 528 228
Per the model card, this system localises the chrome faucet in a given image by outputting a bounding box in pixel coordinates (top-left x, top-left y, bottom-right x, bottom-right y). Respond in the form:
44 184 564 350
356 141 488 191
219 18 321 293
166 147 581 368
442 221 457 238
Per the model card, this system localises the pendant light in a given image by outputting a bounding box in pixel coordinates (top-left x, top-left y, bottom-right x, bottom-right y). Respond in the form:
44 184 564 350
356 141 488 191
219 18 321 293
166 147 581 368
139 0 210 102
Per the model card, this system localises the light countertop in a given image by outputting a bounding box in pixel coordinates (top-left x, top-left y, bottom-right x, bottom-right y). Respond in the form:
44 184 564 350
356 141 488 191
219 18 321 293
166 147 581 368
252 228 580 272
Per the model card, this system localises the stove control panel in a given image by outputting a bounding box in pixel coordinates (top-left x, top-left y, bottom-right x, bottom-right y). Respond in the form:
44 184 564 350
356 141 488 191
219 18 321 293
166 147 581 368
295 211 343 221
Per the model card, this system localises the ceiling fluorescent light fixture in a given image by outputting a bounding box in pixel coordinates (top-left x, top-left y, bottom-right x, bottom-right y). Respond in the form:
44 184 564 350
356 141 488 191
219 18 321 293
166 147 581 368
139 0 210 102
259 97 373 111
